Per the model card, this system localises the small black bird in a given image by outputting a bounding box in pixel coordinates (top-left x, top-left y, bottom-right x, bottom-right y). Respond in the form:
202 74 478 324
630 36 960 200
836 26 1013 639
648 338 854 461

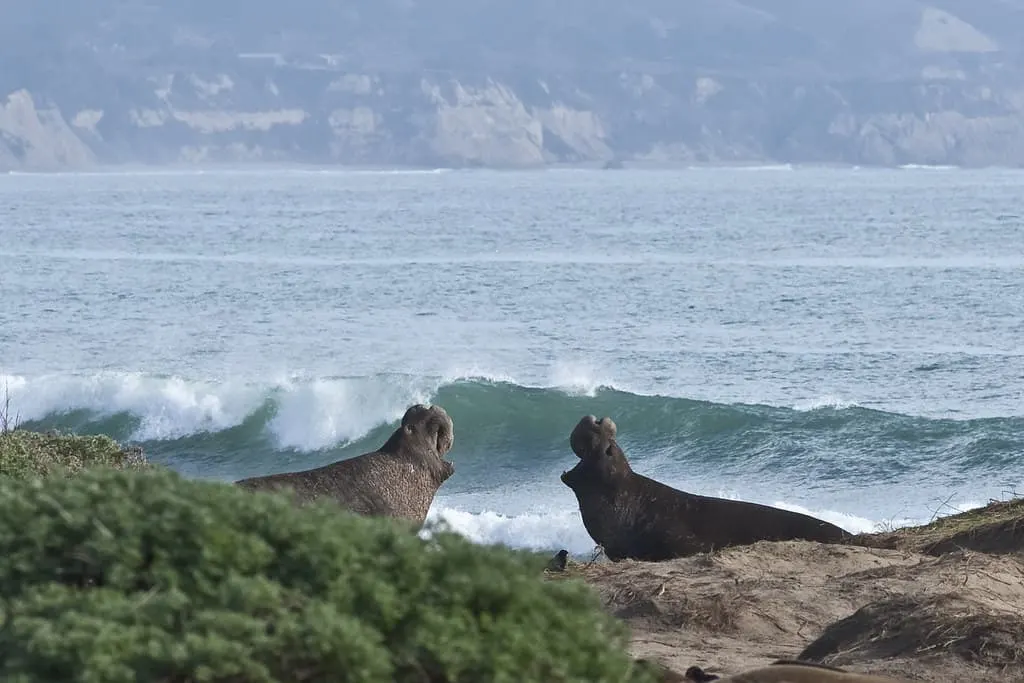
545 549 569 572
684 666 719 682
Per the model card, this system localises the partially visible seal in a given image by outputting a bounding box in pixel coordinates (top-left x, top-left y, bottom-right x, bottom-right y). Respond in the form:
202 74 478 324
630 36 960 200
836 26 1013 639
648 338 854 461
686 661 844 682
559 415 850 562
715 661 909 682
236 403 455 527
685 665 720 681
770 660 844 672
545 549 569 572
633 659 689 683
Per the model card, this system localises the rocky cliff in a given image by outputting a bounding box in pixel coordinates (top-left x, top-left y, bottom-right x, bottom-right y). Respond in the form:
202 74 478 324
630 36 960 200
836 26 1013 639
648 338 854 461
3 0 1024 170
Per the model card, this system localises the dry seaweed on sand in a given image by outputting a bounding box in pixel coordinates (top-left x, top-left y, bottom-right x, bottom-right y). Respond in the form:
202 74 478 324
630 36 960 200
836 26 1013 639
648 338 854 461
549 553 748 634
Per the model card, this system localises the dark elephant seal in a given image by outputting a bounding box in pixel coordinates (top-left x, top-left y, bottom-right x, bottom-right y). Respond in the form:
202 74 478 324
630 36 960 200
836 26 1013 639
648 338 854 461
545 549 569 572
236 403 455 527
685 665 720 681
715 661 909 682
559 415 850 562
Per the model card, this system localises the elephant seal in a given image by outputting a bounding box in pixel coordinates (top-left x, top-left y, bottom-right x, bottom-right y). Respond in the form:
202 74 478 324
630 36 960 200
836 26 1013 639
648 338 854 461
545 549 569 572
559 415 850 562
685 665 720 681
715 661 909 682
236 403 455 527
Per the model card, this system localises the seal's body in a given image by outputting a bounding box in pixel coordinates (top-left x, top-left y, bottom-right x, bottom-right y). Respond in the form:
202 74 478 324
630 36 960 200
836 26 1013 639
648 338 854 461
237 403 455 527
716 661 910 682
560 415 849 561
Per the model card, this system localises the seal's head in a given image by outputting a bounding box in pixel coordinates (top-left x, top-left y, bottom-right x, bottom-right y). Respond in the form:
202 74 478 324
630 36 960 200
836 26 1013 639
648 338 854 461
400 403 455 455
561 414 632 490
383 404 455 481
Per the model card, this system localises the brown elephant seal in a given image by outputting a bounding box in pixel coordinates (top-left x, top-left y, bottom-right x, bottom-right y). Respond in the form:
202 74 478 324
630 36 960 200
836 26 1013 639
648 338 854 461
559 415 851 562
715 661 909 682
236 403 454 527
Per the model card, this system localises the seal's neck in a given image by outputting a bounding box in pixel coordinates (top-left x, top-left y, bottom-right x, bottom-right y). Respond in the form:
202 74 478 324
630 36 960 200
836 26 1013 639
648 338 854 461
381 428 410 453
382 438 453 485
562 461 621 498
414 454 453 486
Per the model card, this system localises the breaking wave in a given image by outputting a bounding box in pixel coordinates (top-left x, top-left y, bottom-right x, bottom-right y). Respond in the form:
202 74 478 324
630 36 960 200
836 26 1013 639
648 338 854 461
4 371 1019 554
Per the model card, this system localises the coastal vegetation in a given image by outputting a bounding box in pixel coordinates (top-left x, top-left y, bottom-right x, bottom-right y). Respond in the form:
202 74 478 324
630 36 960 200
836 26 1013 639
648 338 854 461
0 384 149 479
0 428 149 478
0 406 658 682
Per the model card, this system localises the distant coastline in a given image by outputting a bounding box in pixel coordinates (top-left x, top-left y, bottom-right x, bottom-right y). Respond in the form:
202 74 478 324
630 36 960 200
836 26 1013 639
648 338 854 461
7 159 1024 176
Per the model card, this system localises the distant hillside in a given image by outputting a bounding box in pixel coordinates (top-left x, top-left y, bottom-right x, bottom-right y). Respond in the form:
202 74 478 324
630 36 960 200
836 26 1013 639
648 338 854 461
3 0 1024 170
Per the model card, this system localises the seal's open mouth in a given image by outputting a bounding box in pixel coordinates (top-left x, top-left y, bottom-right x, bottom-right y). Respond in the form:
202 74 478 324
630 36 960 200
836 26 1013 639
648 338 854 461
560 460 585 487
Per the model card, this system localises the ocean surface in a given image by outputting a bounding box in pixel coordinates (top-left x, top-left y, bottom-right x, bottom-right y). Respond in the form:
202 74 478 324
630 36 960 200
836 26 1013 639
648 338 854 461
2 164 1023 556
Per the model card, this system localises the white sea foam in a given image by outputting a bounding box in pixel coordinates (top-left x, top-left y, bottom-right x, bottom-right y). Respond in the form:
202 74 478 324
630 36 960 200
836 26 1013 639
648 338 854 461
769 501 891 535
0 372 263 441
423 505 600 557
267 375 436 451
0 371 441 448
733 163 795 171
898 164 958 171
546 360 614 398
791 395 859 412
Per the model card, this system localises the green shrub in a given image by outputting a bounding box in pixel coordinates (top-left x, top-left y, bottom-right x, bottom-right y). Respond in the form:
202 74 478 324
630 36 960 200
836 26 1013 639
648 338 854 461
0 467 655 683
0 429 149 479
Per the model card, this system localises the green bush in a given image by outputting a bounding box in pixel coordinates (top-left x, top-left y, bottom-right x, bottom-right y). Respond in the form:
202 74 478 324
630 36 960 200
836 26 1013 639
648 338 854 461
0 467 655 683
0 429 149 479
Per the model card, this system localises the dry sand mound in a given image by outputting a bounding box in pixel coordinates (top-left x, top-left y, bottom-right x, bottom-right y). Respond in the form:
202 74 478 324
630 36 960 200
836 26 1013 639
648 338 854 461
856 498 1024 559
556 540 1024 681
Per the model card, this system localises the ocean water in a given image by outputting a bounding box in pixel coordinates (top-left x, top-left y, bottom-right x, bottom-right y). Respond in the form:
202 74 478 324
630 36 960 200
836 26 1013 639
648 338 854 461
2 165 1023 557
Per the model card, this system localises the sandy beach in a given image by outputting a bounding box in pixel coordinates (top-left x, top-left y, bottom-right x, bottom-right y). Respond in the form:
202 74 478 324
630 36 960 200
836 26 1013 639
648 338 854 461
552 499 1024 681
